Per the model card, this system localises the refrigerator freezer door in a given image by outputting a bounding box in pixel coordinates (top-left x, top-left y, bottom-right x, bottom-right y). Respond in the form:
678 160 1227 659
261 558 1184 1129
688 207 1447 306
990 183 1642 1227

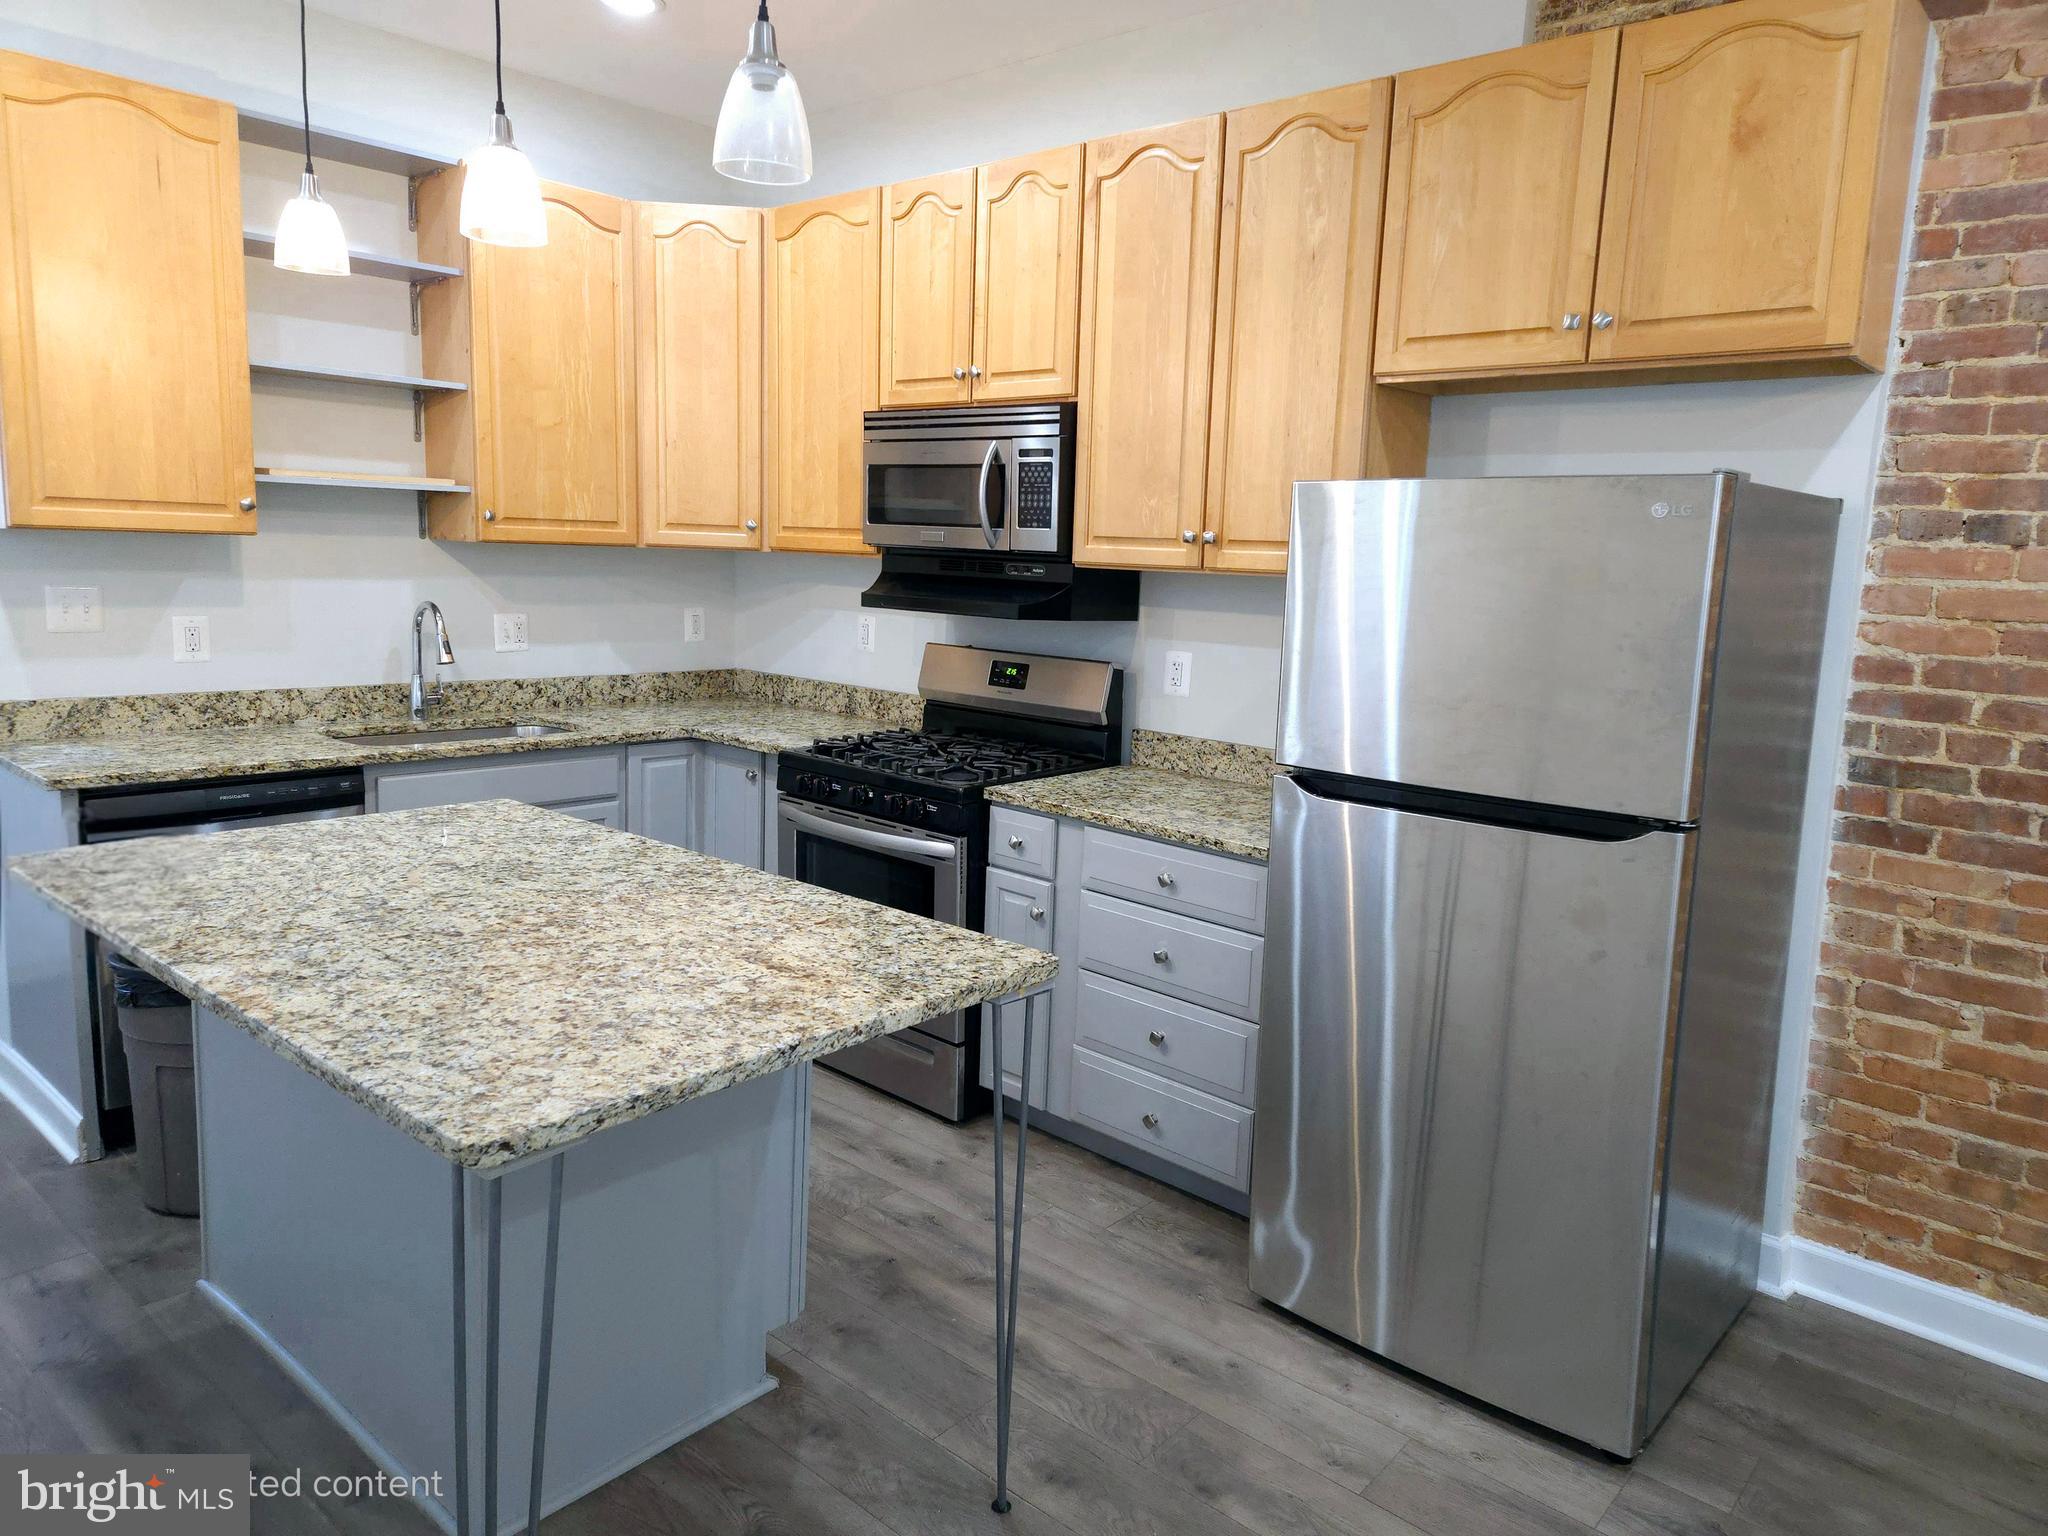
1278 475 1731 824
1250 774 1689 1454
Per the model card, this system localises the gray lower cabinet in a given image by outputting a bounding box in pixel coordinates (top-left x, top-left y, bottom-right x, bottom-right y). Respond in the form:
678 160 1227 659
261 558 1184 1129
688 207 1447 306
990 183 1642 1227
980 866 1054 1109
701 744 768 869
986 813 1266 1208
366 748 625 822
625 742 698 847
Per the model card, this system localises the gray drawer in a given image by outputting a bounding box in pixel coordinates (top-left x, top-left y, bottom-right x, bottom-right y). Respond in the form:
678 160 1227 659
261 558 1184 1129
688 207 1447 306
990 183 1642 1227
1082 825 1266 932
1078 891 1264 1021
1070 1047 1253 1190
370 749 623 813
1076 971 1257 1106
989 806 1056 879
986 868 1054 951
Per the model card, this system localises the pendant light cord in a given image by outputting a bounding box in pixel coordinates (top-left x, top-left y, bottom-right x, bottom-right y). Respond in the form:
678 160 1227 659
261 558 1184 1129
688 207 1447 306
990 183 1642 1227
298 0 313 174
493 0 506 115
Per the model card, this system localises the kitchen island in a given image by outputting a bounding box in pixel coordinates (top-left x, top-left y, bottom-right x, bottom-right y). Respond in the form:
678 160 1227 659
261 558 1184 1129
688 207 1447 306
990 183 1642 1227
7 801 1056 1534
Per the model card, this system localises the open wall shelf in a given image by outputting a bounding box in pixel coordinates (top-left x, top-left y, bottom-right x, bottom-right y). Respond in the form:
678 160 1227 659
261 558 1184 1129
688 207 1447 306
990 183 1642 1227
237 110 453 178
250 361 465 393
243 231 459 286
255 470 470 494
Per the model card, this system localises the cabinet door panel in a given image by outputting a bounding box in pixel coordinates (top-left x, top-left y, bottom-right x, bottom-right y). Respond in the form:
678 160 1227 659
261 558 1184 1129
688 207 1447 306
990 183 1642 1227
881 170 975 407
973 146 1082 403
1591 0 1901 362
1376 32 1619 376
470 182 637 544
702 744 766 869
627 742 700 847
1206 80 1412 574
0 52 253 533
636 204 762 548
1076 116 1223 571
769 189 879 555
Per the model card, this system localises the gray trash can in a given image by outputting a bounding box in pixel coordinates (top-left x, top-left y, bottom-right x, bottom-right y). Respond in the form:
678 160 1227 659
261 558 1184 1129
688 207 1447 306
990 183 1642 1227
108 955 199 1217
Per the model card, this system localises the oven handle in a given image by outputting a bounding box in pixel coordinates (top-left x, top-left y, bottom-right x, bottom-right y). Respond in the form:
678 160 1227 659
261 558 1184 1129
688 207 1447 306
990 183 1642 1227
977 440 1001 550
781 803 961 863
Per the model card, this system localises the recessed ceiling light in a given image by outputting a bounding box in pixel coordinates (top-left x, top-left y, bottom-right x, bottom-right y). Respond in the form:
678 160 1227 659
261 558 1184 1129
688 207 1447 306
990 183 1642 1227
601 0 666 15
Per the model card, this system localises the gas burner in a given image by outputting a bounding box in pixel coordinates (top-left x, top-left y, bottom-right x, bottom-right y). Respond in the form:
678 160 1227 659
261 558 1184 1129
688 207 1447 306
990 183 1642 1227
805 729 1095 789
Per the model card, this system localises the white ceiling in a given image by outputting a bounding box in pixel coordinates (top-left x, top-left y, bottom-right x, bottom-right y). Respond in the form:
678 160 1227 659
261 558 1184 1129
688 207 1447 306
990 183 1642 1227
310 0 1230 128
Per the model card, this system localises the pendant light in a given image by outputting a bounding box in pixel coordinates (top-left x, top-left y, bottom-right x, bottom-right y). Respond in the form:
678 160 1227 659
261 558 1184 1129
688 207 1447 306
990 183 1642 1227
459 0 548 247
712 1 812 187
272 0 350 276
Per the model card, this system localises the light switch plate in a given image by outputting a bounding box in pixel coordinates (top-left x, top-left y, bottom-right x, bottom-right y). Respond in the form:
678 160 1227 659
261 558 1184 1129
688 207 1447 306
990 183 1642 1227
493 613 529 652
1163 650 1192 697
856 614 877 653
172 615 210 663
44 586 102 633
683 607 706 643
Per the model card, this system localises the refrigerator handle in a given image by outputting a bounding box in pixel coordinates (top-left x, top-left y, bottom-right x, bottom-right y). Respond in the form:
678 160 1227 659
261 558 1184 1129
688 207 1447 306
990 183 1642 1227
1284 770 1686 843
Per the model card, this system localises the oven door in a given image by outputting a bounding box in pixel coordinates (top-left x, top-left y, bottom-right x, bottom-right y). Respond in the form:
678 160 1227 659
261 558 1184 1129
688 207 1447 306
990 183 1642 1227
863 438 1010 554
777 797 983 1119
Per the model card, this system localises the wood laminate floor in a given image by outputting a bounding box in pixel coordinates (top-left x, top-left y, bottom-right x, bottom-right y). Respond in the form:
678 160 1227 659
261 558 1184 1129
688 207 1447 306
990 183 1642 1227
2 1070 2044 1535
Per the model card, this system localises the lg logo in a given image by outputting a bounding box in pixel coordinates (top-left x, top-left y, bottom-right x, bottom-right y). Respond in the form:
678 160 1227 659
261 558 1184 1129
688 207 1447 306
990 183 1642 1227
1649 501 1700 520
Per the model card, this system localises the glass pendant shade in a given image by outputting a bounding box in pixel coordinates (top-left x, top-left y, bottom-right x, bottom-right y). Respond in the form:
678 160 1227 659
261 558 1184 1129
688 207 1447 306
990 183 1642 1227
460 112 548 247
713 12 812 186
274 171 350 277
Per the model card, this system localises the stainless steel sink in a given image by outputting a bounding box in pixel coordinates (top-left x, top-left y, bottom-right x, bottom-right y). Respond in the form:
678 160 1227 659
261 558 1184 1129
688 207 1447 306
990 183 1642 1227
326 722 574 747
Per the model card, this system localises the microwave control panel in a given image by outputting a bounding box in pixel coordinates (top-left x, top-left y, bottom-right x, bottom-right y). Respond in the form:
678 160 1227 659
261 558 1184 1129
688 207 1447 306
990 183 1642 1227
1016 452 1056 531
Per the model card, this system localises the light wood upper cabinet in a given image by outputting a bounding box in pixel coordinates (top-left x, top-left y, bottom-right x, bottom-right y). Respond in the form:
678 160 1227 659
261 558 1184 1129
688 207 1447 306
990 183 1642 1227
635 203 763 549
973 146 1083 403
769 189 879 556
0 52 254 534
1075 116 1224 572
1376 31 1620 378
1204 81 1429 575
420 175 637 545
1591 0 1928 367
881 170 976 407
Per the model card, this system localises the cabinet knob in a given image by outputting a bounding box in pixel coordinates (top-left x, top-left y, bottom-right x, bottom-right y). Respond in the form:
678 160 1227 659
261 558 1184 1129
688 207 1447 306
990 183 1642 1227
1008 835 1025 850
483 508 496 522
953 366 967 380
968 365 982 379
1152 947 1170 964
1201 530 1216 544
744 518 759 531
1029 905 1045 921
1147 1029 1167 1046
1592 311 1615 330
1181 530 1196 543
745 768 759 782
1562 313 1583 331
1141 1112 1160 1129
1156 871 1175 888
238 496 256 511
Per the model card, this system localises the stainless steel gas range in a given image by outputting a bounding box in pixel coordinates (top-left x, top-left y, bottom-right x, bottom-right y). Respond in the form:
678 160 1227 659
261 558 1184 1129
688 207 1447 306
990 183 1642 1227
776 644 1123 1119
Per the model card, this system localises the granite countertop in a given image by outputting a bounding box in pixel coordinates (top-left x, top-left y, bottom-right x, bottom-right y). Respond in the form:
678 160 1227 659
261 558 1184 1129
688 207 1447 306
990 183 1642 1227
6 800 1056 1169
0 698 889 792
988 765 1272 862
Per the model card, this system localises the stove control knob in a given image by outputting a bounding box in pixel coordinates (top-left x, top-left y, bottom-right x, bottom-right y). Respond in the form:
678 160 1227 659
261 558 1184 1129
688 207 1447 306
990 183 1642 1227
850 784 876 810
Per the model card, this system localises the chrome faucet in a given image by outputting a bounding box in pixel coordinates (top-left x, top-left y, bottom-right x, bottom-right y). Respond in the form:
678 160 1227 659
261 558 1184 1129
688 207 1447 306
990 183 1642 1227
410 602 455 722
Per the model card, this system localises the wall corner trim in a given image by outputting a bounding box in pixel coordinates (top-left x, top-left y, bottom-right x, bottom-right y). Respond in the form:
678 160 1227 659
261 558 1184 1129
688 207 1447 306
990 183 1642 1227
1761 1235 2048 1386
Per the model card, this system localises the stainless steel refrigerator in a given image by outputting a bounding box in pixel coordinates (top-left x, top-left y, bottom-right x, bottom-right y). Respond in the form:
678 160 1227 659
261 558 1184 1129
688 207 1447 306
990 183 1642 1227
1249 473 1840 1455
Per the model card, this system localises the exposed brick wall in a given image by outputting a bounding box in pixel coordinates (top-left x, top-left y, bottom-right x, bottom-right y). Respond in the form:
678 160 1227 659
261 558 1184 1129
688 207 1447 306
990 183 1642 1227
1810 0 2048 1317
1526 0 2048 1318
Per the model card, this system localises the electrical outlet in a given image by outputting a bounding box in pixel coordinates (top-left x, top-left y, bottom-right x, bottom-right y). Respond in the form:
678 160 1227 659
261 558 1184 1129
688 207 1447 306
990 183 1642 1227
493 613 529 652
683 607 706 644
1163 650 1193 698
44 586 103 633
172 615 210 663
856 614 877 653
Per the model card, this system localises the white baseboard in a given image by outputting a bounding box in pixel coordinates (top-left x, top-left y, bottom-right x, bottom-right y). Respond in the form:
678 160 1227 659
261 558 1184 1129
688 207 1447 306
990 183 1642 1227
1761 1234 2048 1383
0 1039 85 1164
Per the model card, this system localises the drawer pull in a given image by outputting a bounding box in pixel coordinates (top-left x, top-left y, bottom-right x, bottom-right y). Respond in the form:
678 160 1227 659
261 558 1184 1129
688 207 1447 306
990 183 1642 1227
1156 871 1175 888
1147 1030 1167 1046
1008 835 1025 850
1152 948 1170 964
1142 1112 1160 1129
1029 906 1045 921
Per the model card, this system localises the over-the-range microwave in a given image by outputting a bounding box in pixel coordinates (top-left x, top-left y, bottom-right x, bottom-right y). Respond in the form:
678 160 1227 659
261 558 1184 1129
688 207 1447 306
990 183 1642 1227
859 403 1138 621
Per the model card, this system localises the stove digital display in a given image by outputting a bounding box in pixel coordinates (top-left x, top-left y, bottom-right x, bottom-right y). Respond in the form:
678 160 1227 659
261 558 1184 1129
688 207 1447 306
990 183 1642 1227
988 660 1030 691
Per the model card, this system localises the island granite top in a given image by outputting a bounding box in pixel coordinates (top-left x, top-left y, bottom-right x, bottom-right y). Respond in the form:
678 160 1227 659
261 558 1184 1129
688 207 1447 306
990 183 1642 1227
986 765 1272 862
0 698 895 793
6 800 1057 1169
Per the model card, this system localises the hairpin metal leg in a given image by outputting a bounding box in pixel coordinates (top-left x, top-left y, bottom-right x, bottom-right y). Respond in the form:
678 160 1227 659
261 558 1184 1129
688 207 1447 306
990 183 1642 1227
451 1165 472 1536
989 990 1039 1515
526 1154 566 1536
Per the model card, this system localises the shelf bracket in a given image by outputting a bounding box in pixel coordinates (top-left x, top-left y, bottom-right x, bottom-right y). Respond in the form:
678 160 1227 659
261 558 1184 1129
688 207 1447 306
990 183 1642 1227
409 284 423 337
408 175 421 233
417 489 431 539
413 389 425 443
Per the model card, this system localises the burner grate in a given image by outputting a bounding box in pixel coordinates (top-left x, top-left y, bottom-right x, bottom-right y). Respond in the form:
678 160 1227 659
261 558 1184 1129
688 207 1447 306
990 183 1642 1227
804 729 1096 788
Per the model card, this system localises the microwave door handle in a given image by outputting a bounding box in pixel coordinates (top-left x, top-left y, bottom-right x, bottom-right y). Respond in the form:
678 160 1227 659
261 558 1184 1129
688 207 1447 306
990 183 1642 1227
977 441 1001 550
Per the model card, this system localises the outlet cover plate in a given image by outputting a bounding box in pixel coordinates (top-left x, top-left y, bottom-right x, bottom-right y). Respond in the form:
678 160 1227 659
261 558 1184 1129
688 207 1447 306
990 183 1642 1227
856 614 877 653
493 613 529 653
172 615 210 663
683 607 705 644
44 586 102 634
1163 650 1192 697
